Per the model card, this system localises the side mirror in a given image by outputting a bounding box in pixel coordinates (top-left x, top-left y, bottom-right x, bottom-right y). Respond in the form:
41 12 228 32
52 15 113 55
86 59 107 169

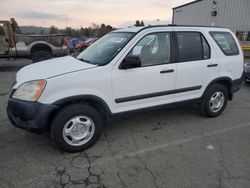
120 55 141 69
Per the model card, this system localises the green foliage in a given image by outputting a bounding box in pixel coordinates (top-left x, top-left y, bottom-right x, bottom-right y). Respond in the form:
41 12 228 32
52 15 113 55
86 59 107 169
65 27 74 36
49 25 59 34
10 17 21 33
134 20 145 27
62 23 114 38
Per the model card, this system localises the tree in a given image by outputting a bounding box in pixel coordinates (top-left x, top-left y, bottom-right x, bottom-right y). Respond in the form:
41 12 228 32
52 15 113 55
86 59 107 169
10 17 21 33
64 27 74 37
84 28 90 38
134 20 145 27
134 20 141 27
49 25 59 34
62 23 115 38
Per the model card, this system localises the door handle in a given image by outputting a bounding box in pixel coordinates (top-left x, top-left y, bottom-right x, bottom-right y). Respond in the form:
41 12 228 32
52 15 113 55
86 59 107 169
207 64 218 68
160 69 174 74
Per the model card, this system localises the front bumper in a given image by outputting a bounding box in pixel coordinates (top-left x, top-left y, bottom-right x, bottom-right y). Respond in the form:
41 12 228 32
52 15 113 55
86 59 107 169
7 98 58 134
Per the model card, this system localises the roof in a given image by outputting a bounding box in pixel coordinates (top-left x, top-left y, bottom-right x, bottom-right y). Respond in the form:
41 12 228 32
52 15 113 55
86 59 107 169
172 0 202 10
113 25 228 34
113 26 145 33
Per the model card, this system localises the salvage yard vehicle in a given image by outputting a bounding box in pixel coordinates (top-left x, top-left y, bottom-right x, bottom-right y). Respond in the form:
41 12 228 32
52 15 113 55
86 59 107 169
7 25 244 152
75 38 98 51
244 62 250 83
0 20 67 62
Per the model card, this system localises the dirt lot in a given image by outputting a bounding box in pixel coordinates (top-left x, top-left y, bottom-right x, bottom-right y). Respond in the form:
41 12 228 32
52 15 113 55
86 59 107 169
1 59 250 188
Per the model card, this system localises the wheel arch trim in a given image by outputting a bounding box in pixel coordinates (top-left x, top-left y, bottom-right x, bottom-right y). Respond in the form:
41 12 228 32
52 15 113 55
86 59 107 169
52 95 113 119
202 76 233 100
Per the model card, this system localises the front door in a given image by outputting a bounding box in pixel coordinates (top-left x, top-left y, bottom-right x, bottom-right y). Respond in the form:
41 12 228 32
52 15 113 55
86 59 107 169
112 32 177 113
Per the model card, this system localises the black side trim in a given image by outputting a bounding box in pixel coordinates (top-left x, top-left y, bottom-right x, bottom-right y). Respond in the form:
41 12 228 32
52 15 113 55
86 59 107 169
115 86 202 103
113 98 201 118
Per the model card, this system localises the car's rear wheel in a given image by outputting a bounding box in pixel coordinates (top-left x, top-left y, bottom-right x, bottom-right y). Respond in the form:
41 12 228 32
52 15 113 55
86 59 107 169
51 104 103 152
200 84 228 117
32 50 52 63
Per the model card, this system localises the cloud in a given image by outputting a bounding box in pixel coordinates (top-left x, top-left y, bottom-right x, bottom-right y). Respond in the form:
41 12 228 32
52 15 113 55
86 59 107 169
0 0 193 28
148 0 194 8
15 11 65 20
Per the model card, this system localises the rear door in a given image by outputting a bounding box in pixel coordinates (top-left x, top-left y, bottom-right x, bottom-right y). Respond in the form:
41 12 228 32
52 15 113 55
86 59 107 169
173 29 220 102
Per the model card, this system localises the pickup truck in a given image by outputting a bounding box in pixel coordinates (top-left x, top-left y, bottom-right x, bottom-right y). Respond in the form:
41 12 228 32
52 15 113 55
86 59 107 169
0 20 67 62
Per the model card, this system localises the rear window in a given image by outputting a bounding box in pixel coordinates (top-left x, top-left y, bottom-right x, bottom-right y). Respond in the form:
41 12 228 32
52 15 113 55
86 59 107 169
176 32 210 62
210 32 239 56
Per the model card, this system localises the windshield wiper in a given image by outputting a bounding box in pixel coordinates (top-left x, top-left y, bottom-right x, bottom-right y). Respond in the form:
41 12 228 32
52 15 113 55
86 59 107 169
79 58 93 64
79 58 99 66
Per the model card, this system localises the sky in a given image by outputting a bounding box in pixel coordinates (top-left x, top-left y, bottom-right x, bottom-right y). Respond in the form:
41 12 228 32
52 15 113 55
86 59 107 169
0 0 193 28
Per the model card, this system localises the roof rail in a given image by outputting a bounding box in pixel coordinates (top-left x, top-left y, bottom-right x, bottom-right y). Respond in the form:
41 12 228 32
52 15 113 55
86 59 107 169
135 24 227 34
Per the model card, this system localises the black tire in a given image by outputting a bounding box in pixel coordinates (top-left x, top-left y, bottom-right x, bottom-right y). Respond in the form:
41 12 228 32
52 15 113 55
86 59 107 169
200 84 228 117
245 79 250 84
32 50 52 63
50 104 103 152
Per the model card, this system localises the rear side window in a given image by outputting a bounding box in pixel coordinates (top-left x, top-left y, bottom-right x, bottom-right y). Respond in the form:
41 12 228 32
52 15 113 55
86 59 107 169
176 32 210 62
210 32 239 56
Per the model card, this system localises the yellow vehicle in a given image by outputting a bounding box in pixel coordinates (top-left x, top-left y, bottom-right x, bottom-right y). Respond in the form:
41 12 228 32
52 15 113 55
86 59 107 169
241 42 250 57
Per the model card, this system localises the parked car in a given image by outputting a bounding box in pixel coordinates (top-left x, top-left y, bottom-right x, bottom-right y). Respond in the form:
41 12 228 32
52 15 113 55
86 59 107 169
244 62 250 83
75 38 98 51
0 20 67 63
7 25 244 152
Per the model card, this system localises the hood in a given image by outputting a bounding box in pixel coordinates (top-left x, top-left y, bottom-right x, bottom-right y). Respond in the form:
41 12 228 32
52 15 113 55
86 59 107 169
16 56 97 86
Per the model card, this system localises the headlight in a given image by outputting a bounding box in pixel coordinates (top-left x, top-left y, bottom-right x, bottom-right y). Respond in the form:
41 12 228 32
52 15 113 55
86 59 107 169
12 80 47 101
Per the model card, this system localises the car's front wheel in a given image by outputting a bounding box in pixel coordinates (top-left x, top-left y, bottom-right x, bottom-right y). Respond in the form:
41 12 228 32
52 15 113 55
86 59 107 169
51 104 103 152
200 84 228 117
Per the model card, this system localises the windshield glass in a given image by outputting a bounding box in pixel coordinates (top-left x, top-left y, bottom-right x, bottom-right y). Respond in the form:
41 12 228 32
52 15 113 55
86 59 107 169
77 32 135 65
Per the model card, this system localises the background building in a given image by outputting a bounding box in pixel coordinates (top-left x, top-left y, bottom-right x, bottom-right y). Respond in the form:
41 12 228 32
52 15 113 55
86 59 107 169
172 0 250 42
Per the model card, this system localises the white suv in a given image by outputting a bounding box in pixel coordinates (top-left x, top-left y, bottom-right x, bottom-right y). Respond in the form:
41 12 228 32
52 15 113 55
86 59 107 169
7 26 243 152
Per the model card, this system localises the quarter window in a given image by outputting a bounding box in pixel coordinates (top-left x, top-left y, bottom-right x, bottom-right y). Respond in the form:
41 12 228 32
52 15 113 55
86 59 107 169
210 32 239 56
128 32 171 67
177 32 210 62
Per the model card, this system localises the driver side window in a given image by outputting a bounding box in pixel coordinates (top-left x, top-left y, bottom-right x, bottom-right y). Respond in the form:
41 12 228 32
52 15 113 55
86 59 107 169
128 32 171 67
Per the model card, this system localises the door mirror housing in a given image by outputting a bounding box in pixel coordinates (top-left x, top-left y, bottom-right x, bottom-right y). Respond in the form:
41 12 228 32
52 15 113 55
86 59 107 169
120 55 142 69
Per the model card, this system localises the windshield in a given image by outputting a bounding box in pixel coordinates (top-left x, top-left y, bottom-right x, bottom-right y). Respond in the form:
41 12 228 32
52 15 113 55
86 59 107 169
77 32 135 65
